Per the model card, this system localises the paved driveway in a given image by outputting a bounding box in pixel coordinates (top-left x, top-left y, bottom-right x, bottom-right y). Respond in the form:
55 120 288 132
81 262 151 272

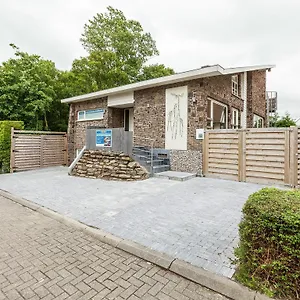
0 167 265 278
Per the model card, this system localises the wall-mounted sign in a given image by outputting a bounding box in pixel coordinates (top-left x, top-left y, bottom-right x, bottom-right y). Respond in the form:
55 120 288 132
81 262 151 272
196 129 204 140
96 129 112 147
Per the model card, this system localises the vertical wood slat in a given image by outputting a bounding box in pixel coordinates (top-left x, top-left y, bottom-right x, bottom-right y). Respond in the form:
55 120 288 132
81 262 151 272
238 130 246 182
289 126 298 188
63 134 68 166
40 135 44 168
203 131 209 175
284 129 290 185
10 127 15 173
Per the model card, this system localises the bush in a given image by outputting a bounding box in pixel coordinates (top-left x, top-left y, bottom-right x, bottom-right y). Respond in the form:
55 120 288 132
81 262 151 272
234 188 300 299
0 121 24 173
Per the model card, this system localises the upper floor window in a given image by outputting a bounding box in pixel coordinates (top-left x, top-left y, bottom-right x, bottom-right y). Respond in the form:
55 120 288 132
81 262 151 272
77 109 105 121
232 75 241 97
232 108 239 129
253 114 264 128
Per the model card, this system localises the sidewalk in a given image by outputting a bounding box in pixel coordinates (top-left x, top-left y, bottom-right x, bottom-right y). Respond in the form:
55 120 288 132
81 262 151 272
0 195 228 300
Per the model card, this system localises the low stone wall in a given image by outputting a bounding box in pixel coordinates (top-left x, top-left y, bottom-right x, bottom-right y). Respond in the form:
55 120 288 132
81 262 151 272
170 150 202 175
72 150 148 181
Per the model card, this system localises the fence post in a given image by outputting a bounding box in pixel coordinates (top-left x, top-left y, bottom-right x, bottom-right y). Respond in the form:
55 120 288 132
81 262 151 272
289 126 298 188
284 129 291 185
40 135 45 168
64 133 68 166
10 127 15 173
202 131 209 176
238 129 246 182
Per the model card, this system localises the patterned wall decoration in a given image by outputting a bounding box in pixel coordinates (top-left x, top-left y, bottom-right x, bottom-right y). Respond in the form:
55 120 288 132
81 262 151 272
165 86 188 150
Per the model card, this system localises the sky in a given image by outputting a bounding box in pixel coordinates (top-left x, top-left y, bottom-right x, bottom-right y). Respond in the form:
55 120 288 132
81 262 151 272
1 0 300 120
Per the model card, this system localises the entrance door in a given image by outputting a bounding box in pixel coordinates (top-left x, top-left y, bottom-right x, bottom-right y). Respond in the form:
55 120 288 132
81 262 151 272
124 108 133 132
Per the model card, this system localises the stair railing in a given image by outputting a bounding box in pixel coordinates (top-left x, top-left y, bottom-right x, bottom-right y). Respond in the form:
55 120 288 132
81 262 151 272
68 146 86 175
133 136 155 176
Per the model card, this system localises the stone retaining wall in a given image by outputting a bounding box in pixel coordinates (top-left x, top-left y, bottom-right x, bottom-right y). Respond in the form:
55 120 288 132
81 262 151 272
170 150 202 175
72 150 148 181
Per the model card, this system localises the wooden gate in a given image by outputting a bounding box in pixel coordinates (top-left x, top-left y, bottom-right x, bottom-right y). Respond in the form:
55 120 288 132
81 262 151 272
10 129 67 172
203 127 299 187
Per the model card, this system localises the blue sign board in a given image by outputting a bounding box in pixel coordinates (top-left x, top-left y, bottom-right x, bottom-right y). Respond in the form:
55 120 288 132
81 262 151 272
96 129 112 147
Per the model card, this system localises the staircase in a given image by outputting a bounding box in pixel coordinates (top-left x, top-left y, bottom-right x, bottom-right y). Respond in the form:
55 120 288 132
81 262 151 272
132 146 170 174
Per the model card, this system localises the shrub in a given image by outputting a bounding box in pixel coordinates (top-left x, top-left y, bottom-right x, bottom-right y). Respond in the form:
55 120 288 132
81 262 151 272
234 188 300 299
0 121 24 173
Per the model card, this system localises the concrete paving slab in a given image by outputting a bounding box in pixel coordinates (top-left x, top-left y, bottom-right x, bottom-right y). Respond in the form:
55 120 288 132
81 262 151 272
0 166 270 278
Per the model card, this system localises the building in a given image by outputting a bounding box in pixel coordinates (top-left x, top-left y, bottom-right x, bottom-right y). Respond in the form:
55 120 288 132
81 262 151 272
62 64 275 173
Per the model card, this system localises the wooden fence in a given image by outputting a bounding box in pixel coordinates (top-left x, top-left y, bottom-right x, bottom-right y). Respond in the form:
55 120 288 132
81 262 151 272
203 127 300 187
10 129 67 172
298 128 300 187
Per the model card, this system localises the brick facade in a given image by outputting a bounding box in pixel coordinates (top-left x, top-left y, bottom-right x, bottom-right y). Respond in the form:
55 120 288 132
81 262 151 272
247 70 267 127
68 98 108 164
134 74 247 151
68 99 125 164
67 71 267 167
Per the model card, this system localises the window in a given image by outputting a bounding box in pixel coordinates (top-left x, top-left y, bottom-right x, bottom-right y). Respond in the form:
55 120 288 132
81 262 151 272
207 99 228 129
253 114 264 128
77 109 105 121
232 108 239 129
232 75 241 97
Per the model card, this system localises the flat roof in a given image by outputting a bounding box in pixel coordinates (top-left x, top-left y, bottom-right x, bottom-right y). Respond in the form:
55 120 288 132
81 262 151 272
61 64 275 104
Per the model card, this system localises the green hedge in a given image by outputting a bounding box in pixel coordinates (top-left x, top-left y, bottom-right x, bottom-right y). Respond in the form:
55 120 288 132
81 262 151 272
0 121 24 173
234 188 300 299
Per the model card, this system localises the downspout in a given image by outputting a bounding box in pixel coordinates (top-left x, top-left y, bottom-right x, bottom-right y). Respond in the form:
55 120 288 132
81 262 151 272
242 72 248 128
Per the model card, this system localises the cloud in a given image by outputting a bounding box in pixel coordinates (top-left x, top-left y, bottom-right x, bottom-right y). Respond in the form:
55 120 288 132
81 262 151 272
0 0 299 117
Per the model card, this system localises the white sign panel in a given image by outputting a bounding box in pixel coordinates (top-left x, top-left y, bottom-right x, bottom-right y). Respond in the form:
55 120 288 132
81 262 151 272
165 86 188 150
196 129 204 140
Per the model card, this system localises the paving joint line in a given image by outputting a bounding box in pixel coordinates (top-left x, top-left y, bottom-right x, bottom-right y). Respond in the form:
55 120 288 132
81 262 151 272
0 189 271 300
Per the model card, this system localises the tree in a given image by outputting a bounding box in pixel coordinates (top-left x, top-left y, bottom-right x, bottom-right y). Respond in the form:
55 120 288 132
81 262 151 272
75 6 174 92
0 7 175 132
0 45 71 131
269 112 296 127
137 64 175 82
81 6 158 70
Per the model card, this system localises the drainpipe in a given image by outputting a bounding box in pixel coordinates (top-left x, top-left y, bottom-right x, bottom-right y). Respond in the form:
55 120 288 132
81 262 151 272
242 72 248 129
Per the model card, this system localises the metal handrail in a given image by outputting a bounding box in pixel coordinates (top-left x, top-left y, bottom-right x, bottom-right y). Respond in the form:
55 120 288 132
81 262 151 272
133 136 155 176
68 146 86 175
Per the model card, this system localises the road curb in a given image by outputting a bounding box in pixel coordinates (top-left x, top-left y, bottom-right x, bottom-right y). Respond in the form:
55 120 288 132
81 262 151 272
117 240 175 269
0 189 271 300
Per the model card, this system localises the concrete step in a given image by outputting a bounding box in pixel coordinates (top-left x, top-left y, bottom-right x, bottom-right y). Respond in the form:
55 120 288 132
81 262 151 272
152 165 170 173
146 159 165 166
133 154 151 161
133 148 151 155
154 171 197 181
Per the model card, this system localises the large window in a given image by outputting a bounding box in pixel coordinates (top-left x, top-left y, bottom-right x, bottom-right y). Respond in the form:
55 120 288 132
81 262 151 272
207 99 228 129
253 114 264 128
232 108 239 129
77 109 105 121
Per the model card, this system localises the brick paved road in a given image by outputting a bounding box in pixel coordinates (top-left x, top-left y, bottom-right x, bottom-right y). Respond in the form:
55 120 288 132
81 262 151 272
0 196 228 300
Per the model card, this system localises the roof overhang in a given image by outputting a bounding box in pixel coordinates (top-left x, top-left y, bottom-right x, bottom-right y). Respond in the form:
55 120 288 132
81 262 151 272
61 64 275 104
